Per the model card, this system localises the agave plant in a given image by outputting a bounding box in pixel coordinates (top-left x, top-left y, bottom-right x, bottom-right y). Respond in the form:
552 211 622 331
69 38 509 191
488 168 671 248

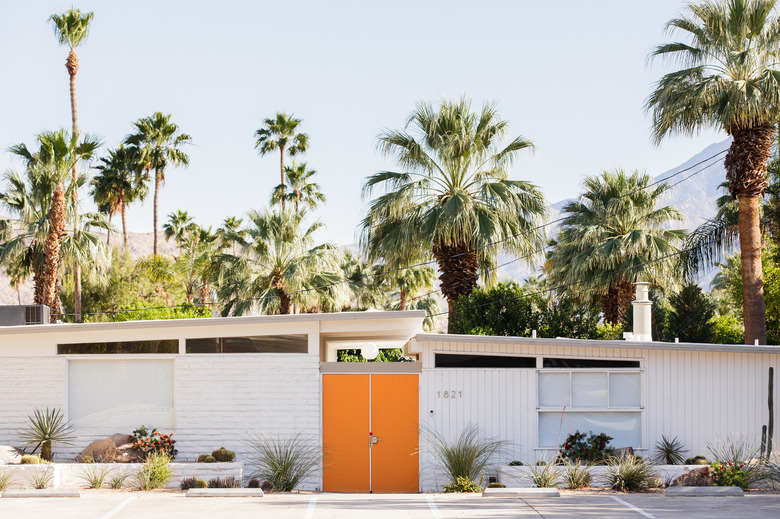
20 407 75 461
654 435 688 465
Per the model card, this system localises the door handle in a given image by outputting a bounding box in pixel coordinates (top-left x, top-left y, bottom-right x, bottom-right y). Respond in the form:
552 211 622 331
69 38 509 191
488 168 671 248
370 435 381 445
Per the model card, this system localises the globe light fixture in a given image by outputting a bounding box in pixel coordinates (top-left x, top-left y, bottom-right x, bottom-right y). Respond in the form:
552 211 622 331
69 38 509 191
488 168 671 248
361 342 379 361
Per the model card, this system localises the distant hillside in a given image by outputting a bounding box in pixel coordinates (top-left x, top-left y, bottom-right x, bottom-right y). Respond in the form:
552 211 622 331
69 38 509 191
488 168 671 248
0 140 732 304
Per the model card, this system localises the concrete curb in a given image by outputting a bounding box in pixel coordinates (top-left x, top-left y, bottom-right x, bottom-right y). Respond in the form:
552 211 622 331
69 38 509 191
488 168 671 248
666 486 744 497
186 488 264 497
483 487 560 498
2 489 81 498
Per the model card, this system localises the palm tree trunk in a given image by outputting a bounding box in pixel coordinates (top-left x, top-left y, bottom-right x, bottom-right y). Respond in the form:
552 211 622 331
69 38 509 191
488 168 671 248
153 169 161 256
199 278 210 307
738 195 767 344
15 281 21 305
279 144 286 213
600 279 634 325
121 198 129 251
43 182 66 323
432 242 479 332
68 48 82 323
273 277 291 314
106 213 112 248
399 287 407 311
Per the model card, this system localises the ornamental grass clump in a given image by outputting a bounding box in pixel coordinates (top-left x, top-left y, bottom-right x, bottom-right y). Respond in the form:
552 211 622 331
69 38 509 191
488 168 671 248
79 465 110 489
426 424 504 492
20 407 74 461
528 458 563 488
248 433 319 492
605 455 658 491
0 469 14 491
25 470 54 490
135 452 175 490
561 459 592 489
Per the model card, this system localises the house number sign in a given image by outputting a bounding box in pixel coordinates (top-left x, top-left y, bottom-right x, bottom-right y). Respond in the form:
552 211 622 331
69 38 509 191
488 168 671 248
437 391 462 398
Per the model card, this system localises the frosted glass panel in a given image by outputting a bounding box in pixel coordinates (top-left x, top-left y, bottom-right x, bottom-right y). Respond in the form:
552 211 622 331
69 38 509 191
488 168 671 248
572 372 607 408
538 373 570 407
69 360 174 429
538 411 641 447
610 373 641 407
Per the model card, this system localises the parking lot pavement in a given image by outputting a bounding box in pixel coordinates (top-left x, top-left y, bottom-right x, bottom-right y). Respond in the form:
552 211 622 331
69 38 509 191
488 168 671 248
0 491 779 518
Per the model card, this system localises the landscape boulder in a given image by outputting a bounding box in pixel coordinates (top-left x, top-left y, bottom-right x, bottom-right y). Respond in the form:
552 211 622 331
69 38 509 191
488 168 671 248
612 447 634 459
670 466 714 487
0 446 24 464
76 438 116 463
111 434 143 463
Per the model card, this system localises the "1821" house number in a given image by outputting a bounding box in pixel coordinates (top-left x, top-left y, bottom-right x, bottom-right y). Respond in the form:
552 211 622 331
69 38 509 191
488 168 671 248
437 391 462 398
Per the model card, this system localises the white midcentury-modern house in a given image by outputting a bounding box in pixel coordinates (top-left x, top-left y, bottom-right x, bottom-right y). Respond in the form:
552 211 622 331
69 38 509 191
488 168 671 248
0 286 777 492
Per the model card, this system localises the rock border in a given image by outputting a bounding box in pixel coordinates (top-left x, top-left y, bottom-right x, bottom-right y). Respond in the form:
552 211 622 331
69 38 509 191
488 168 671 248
186 488 264 497
483 487 560 498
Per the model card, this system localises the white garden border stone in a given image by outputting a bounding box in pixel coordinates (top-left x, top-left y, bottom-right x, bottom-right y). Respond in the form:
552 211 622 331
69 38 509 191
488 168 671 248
497 464 706 488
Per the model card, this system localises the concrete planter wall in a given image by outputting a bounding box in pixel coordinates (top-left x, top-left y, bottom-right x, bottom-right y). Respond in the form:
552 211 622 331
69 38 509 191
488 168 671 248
497 464 703 488
0 462 243 489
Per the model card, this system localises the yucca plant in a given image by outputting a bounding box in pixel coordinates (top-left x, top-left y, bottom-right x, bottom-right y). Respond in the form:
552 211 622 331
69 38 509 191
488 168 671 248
528 458 563 488
654 435 688 465
426 424 504 490
561 459 592 489
20 407 75 461
248 433 319 492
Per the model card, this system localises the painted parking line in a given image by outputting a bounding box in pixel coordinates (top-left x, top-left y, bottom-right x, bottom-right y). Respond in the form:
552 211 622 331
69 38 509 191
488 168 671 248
304 496 318 519
611 496 655 518
99 495 137 519
425 495 442 519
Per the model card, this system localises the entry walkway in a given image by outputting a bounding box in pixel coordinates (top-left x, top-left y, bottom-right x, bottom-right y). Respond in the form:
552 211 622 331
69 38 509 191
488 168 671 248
0 491 779 518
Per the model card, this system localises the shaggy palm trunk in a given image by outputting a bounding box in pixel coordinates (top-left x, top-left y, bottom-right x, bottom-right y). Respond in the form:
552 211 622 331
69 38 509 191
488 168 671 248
153 169 161 256
399 287 407 311
40 440 52 462
121 198 129 251
279 145 286 213
600 279 634 325
725 124 772 345
43 183 66 323
273 277 291 314
67 48 82 323
106 214 112 248
433 242 479 332
199 279 210 308
33 266 44 306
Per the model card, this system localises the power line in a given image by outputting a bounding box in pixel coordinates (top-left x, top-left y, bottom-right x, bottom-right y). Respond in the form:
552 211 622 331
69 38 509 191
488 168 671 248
51 148 727 318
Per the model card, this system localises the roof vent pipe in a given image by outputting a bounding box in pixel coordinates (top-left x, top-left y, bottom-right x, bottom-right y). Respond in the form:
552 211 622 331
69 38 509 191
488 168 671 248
629 282 652 342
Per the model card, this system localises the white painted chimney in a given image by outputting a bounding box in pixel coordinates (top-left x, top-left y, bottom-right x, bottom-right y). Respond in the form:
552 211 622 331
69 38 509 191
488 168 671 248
628 282 652 342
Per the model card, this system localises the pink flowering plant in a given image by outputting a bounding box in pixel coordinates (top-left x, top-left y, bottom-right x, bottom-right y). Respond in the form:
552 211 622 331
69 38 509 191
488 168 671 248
132 425 178 460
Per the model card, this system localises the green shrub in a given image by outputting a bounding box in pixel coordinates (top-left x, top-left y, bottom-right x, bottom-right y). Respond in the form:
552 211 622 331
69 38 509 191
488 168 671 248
654 435 688 465
711 462 750 490
211 447 236 462
208 476 241 488
595 322 624 340
132 426 177 459
248 433 320 492
135 452 175 490
684 455 709 465
529 459 563 488
707 436 762 488
442 476 483 493
180 477 208 490
426 424 504 490
81 455 95 464
487 482 506 488
508 460 523 466
605 455 658 491
710 314 744 344
561 459 592 489
560 431 613 463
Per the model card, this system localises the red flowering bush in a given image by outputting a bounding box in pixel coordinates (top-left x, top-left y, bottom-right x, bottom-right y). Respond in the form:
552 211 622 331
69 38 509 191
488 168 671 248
560 431 613 463
710 461 748 490
132 425 178 460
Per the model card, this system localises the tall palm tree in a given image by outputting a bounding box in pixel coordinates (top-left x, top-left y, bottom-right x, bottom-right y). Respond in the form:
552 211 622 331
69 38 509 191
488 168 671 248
217 216 245 256
360 98 547 330
646 0 780 344
125 112 191 256
216 210 342 316
163 209 196 257
91 145 147 250
546 170 686 324
271 162 326 213
3 133 105 318
50 7 94 322
255 113 309 213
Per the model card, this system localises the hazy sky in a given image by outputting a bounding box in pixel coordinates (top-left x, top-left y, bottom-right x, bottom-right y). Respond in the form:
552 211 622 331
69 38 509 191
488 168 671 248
1 1 724 245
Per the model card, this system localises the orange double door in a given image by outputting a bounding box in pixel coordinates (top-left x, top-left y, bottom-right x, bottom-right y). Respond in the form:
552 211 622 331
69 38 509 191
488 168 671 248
322 374 419 492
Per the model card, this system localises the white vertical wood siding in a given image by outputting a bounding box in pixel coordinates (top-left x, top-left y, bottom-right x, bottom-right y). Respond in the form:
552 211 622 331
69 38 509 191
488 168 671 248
418 338 779 491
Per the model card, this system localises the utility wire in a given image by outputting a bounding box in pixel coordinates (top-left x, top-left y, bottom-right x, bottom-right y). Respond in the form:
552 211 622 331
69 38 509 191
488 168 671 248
51 148 727 318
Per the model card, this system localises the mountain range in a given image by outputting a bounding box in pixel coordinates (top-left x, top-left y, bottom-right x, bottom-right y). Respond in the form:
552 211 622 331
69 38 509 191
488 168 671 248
0 138 732 306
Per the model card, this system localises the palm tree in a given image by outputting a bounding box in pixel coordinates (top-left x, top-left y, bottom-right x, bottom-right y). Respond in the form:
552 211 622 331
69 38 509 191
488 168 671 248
125 112 191 256
646 0 780 344
50 7 94 322
216 210 343 315
271 162 326 213
546 170 686 324
360 98 547 329
255 113 309 213
218 216 245 256
163 209 196 256
91 145 147 250
9 131 100 318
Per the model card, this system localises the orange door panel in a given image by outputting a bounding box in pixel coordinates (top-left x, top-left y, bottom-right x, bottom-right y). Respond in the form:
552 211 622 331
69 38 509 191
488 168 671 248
370 374 419 492
322 374 370 492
